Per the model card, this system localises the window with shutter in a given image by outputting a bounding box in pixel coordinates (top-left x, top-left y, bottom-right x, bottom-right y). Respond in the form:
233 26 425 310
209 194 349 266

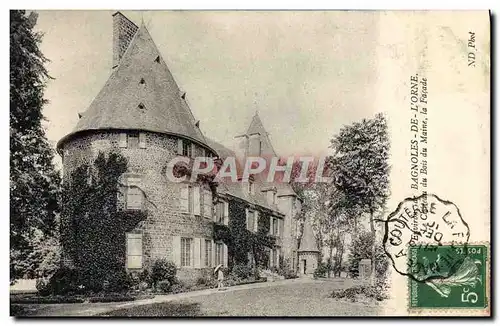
180 184 189 212
203 190 212 219
177 139 183 155
216 201 224 223
223 243 228 267
119 133 127 148
126 186 143 210
215 242 224 266
247 210 255 232
254 211 259 232
181 238 193 267
205 239 212 267
193 186 201 215
224 201 229 225
182 140 192 157
126 233 143 269
273 218 279 236
194 238 201 268
139 133 146 148
128 132 139 148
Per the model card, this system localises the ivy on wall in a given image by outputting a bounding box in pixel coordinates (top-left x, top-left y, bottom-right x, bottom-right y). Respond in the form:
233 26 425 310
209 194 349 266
213 198 276 270
60 151 147 291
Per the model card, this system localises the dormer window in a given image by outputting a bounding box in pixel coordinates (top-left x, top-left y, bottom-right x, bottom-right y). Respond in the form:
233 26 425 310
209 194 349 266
139 78 146 85
267 189 276 205
154 55 160 63
248 181 255 195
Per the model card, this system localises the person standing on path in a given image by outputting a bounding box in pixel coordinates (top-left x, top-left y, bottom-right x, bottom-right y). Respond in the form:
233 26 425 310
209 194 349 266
214 264 224 290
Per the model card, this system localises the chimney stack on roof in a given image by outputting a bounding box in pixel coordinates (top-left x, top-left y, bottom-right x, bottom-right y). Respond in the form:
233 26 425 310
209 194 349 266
112 12 139 68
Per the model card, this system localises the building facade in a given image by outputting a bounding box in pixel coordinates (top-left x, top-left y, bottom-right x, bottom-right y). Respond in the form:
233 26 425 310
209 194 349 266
57 12 304 281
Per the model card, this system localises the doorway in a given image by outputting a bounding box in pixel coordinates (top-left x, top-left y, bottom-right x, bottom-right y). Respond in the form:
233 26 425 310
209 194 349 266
302 259 307 274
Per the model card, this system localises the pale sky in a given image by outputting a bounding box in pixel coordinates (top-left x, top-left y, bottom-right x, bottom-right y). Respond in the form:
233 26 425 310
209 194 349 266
35 10 379 166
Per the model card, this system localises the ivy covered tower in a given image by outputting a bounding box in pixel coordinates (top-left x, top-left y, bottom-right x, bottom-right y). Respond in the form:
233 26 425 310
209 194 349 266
57 12 219 281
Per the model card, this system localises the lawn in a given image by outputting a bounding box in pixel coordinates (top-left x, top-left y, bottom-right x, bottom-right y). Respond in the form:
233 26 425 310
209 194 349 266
99 279 383 317
100 302 205 317
12 279 388 317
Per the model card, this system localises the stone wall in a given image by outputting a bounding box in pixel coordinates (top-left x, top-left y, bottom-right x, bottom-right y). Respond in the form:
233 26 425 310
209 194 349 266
298 252 319 275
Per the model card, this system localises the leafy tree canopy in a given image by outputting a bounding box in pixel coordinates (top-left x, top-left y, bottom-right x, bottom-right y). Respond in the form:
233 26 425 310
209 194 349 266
329 113 390 214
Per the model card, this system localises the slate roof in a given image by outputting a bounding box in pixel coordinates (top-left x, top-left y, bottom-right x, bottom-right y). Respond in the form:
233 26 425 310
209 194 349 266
57 22 211 151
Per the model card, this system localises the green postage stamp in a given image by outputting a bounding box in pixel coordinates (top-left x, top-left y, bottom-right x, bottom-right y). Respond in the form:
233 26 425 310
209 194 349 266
409 244 488 309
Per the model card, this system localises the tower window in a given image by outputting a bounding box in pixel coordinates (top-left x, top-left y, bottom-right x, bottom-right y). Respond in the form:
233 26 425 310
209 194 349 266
182 141 192 157
154 56 160 63
139 78 145 85
128 132 139 148
138 103 145 110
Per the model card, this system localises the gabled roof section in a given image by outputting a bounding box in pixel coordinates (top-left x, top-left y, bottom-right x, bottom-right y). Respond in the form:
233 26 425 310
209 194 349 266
58 22 210 150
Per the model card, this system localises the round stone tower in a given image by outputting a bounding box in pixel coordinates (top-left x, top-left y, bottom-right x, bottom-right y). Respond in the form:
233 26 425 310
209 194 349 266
57 13 218 281
297 215 320 276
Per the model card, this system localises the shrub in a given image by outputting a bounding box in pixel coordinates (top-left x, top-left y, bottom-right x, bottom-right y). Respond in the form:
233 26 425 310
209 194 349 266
39 267 80 296
127 271 141 291
104 270 131 293
231 264 253 280
156 280 171 293
138 268 152 287
313 262 328 279
329 285 389 302
170 279 191 294
151 259 177 288
281 269 298 279
225 273 244 287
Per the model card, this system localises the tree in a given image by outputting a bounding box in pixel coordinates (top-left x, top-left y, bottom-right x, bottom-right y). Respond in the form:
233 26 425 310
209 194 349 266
328 113 390 283
10 10 61 282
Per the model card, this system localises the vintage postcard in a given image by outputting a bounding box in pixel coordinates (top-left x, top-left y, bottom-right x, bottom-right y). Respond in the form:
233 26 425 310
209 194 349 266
10 10 490 317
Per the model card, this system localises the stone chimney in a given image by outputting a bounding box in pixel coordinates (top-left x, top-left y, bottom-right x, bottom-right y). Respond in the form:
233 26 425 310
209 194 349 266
112 12 139 68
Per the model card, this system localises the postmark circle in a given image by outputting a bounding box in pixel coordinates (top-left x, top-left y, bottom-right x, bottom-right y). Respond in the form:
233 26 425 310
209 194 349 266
383 193 470 282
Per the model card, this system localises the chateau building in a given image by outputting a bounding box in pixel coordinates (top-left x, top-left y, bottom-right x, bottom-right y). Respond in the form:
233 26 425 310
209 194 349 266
57 12 304 281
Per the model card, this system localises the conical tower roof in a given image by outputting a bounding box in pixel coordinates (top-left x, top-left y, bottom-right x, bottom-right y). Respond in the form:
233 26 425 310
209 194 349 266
298 216 320 253
57 21 211 151
246 112 268 136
